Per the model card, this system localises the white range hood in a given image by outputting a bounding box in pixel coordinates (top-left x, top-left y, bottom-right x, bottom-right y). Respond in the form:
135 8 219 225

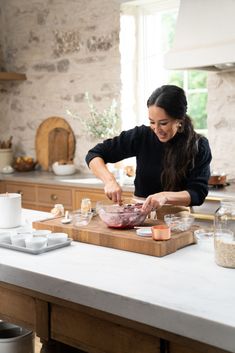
165 0 235 71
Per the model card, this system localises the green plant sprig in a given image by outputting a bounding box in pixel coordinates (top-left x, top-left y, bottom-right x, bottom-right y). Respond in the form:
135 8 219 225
67 92 121 139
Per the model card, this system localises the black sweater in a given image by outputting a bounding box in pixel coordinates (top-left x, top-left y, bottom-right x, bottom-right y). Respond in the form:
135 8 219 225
85 125 212 206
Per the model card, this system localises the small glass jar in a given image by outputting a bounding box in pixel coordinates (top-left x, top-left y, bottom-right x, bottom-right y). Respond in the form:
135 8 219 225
81 198 91 214
214 199 235 268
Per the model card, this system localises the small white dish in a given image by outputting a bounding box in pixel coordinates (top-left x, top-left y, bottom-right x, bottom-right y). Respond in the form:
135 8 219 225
136 228 152 237
32 229 52 238
47 233 68 246
61 218 72 224
25 237 47 250
0 232 12 244
1 165 14 174
11 234 29 247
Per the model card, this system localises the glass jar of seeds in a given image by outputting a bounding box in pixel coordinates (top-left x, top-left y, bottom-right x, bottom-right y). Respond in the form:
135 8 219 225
214 199 235 268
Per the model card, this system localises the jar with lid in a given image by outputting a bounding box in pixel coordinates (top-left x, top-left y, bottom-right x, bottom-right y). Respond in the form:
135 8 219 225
214 199 235 268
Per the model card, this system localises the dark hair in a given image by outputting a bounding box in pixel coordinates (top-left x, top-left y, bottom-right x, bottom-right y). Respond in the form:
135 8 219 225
147 85 200 191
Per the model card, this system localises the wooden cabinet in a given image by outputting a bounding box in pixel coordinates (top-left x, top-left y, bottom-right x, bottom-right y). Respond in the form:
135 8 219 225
37 185 73 211
0 181 6 193
4 181 37 210
1 178 228 221
0 180 133 212
0 283 229 353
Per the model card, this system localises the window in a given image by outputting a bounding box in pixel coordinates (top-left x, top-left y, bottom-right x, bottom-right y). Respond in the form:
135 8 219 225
120 0 207 133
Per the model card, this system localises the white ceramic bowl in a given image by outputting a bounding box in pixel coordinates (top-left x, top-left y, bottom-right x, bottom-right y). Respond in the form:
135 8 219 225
0 232 12 244
32 229 52 238
25 237 48 250
52 162 76 176
11 234 31 247
47 233 68 246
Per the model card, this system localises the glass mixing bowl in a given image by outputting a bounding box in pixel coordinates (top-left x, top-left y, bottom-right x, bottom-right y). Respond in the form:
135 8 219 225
164 214 195 232
97 201 147 229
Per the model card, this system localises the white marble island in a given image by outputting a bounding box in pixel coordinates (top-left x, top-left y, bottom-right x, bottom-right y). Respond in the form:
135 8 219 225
0 209 234 353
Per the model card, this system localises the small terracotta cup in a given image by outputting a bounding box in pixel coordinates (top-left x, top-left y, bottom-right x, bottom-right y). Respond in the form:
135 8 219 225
151 225 171 241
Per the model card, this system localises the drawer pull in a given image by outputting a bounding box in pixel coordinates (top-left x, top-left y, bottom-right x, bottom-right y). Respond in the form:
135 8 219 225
51 194 58 201
17 190 23 196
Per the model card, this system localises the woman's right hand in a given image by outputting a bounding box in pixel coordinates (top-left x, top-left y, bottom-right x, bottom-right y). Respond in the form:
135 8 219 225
104 179 122 203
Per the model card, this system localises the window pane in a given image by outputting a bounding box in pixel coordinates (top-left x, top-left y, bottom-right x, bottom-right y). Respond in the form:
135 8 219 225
168 71 184 87
188 71 207 89
161 10 178 53
188 93 207 129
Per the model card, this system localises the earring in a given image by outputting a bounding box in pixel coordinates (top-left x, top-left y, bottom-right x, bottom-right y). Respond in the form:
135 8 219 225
178 122 183 132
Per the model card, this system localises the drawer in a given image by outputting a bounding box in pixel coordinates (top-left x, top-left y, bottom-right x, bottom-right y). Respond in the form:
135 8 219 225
5 182 36 203
37 185 73 209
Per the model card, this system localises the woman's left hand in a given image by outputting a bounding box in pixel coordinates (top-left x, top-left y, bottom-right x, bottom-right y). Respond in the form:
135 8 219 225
141 193 168 213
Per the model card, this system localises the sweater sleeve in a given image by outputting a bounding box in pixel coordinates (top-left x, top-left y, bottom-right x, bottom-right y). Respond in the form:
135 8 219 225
85 126 141 166
185 137 212 206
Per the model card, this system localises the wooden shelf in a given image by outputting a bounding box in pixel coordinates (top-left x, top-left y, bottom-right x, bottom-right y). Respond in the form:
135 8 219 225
0 72 26 81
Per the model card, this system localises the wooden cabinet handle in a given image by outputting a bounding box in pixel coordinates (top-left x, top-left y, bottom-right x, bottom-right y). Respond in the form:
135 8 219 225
51 194 58 201
17 190 23 196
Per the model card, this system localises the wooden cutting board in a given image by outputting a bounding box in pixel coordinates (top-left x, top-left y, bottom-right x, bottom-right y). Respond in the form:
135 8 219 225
33 217 197 257
35 117 76 170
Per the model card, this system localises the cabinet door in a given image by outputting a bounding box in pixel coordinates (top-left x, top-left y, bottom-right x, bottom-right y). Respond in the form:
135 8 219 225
37 185 73 211
5 181 36 209
51 304 161 353
0 181 6 193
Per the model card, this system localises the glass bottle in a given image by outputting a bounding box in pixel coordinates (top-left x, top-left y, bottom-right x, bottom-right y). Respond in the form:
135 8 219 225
214 199 235 268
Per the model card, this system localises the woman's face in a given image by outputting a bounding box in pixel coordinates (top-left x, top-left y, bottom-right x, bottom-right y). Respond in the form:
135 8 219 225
148 105 181 142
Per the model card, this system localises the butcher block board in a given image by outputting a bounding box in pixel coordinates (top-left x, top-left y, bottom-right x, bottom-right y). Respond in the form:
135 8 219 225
33 217 197 257
35 117 76 170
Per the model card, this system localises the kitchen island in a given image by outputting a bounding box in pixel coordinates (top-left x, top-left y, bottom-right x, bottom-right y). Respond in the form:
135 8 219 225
0 209 234 353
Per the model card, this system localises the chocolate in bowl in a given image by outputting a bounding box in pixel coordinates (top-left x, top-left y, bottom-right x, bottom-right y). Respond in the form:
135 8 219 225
98 202 147 229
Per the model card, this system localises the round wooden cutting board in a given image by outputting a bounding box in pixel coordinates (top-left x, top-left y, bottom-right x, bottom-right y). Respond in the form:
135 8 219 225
35 117 76 171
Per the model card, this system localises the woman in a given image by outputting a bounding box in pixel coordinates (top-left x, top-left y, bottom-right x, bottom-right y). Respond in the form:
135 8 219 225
85 85 212 215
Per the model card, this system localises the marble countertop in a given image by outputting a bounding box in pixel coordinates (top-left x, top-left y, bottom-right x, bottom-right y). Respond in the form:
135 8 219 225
1 170 235 198
0 209 235 352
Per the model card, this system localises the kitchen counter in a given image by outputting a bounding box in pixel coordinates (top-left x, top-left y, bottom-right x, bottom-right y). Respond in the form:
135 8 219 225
1 170 235 197
0 209 235 352
0 170 134 191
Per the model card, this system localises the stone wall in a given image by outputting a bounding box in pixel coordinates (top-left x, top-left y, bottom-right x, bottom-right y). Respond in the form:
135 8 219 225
0 0 121 172
0 0 235 179
207 72 235 179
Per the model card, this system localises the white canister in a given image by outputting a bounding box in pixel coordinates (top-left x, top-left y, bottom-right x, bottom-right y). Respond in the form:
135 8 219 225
0 193 22 228
0 148 13 171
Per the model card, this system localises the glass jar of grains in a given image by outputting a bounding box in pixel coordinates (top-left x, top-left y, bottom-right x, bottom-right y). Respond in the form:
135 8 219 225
214 199 235 268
